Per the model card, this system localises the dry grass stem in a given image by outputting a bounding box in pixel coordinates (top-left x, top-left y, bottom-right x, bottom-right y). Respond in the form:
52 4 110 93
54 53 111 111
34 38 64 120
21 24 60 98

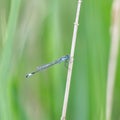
61 0 82 120
106 0 120 120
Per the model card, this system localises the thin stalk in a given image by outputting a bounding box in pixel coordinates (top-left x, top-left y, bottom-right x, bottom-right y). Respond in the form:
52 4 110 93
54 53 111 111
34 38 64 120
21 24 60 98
61 0 82 120
106 0 120 120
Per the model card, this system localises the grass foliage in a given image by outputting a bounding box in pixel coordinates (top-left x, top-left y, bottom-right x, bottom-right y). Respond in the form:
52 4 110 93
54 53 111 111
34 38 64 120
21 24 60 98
0 0 119 120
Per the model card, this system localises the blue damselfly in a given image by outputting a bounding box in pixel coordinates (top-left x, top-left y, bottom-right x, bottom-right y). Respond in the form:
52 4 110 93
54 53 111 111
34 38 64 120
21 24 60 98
26 55 70 78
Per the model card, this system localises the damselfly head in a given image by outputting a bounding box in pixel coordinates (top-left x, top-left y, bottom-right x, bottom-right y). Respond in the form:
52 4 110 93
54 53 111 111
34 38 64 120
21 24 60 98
60 55 70 61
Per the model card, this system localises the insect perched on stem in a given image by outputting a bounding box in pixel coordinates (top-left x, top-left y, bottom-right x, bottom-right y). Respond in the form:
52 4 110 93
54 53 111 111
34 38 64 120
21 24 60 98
26 55 70 78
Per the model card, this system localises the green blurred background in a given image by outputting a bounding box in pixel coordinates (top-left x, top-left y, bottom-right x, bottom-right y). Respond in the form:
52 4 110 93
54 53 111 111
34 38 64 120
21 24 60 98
0 0 120 120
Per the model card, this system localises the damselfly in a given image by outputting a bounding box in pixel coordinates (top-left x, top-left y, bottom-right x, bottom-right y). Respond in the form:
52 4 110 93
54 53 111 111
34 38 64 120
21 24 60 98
26 55 70 78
